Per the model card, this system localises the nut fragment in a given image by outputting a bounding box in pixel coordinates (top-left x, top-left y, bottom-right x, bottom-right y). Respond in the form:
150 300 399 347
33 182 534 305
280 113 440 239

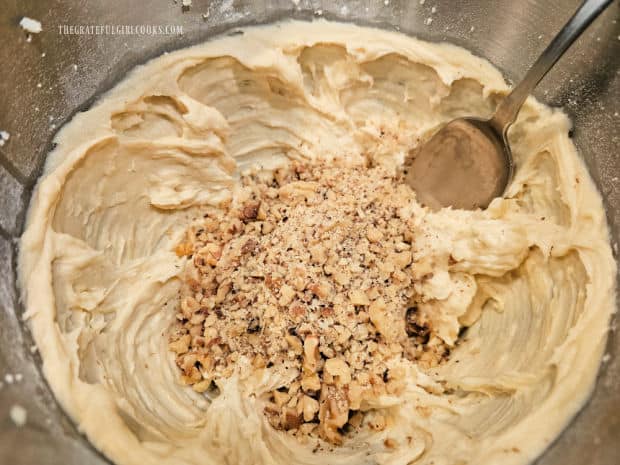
301 373 321 392
285 334 303 354
347 381 366 410
240 201 260 222
279 284 296 306
369 298 388 334
299 395 320 422
366 226 383 243
214 281 232 304
303 335 320 373
169 334 191 354
318 386 349 444
308 281 331 299
273 390 290 407
391 251 412 269
192 379 212 393
324 358 352 385
282 407 303 430
241 238 258 254
349 289 370 306
175 242 194 257
309 244 327 265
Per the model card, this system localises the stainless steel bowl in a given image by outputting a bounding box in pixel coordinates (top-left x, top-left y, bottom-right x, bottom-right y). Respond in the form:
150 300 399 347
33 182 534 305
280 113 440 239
0 1 618 464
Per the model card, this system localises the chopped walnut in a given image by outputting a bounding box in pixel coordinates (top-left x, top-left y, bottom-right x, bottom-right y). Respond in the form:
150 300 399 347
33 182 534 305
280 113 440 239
323 358 351 385
279 284 296 306
301 373 321 392
285 334 303 354
169 334 191 354
318 385 349 444
299 395 320 422
348 289 370 306
366 226 384 243
168 162 453 446
240 201 260 222
303 335 320 373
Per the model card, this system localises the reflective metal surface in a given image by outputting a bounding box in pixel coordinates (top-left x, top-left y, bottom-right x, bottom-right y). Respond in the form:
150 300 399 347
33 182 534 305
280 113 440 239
0 1 618 464
406 117 511 210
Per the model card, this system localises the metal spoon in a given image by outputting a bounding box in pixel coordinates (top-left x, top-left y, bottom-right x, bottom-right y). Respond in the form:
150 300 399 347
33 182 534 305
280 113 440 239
405 0 613 211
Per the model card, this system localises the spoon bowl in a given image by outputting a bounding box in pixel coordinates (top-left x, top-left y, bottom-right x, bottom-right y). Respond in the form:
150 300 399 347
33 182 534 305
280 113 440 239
405 117 512 210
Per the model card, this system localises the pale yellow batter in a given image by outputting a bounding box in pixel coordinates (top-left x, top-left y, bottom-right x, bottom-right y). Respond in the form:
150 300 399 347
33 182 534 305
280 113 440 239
19 20 616 465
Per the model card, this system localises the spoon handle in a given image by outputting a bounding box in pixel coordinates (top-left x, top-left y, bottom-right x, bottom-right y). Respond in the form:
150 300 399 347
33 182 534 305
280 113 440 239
491 0 613 133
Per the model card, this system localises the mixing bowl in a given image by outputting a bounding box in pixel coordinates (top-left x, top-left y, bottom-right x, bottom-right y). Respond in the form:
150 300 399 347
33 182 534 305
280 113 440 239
0 1 618 464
